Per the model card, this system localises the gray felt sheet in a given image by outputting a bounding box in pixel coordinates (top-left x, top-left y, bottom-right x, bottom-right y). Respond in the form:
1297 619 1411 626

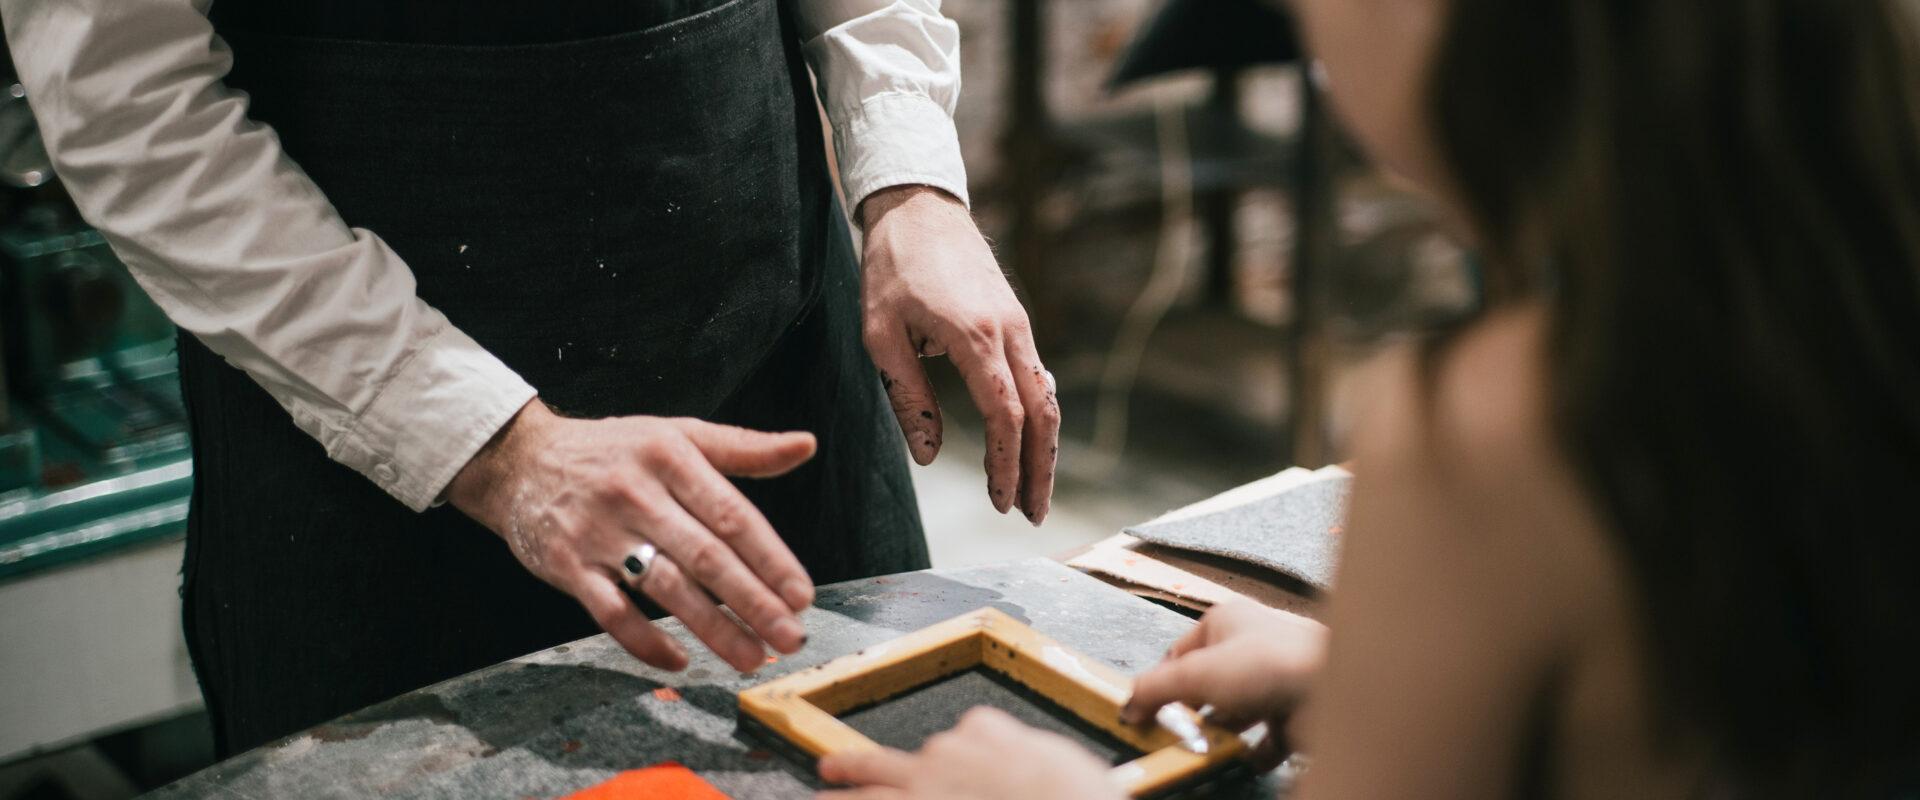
838 668 1143 765
1126 475 1351 590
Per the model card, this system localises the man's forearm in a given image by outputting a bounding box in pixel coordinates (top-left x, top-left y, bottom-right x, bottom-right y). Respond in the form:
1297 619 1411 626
2 0 536 510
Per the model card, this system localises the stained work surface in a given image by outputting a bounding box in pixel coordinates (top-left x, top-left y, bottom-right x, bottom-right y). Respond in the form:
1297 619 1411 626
142 559 1274 799
837 668 1144 765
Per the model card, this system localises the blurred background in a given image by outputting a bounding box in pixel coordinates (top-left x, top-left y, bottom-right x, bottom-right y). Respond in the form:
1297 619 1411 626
0 1 1473 796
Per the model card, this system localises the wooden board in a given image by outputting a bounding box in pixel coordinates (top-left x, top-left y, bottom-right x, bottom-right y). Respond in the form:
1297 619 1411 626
738 607 1247 798
1068 533 1322 619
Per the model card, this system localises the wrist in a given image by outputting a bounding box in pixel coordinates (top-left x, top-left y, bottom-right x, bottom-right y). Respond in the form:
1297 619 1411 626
858 183 965 229
447 397 551 523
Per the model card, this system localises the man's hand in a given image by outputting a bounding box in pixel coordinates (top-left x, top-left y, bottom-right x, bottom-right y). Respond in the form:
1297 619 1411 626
447 399 817 674
818 707 1122 800
1121 599 1329 769
859 185 1059 524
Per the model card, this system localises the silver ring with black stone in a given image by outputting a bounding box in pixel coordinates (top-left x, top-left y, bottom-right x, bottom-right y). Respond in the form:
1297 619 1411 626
622 542 660 583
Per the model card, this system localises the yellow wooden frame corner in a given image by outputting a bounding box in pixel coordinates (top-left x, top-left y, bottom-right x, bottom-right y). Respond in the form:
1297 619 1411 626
737 607 1246 797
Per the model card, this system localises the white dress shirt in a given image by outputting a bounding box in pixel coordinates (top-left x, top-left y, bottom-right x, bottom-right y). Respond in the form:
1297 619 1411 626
0 0 967 511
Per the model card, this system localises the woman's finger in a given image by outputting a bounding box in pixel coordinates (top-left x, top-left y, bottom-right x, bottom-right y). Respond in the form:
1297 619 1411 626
624 553 766 673
1121 647 1239 727
572 573 688 670
1164 617 1213 660
818 747 918 788
944 325 1024 514
861 317 944 466
623 477 806 655
658 447 815 614
1004 331 1059 525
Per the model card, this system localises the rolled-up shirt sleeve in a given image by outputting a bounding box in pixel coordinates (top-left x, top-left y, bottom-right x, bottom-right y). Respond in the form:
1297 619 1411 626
1 0 536 511
797 0 969 212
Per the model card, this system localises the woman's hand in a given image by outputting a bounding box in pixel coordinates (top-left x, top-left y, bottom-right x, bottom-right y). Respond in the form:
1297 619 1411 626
1121 599 1329 769
859 185 1059 525
817 707 1123 800
447 399 817 674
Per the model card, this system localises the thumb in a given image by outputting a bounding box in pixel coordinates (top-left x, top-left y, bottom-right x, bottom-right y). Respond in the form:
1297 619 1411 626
675 420 818 477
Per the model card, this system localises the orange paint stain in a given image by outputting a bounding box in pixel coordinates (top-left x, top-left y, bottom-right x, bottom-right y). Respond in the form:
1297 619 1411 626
651 687 682 702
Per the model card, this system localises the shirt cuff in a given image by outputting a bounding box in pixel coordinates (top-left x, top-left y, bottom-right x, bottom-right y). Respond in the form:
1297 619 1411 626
330 321 537 512
833 92 971 216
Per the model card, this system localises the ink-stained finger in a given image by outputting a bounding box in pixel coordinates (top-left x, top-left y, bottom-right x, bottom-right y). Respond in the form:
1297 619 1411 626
1120 651 1224 726
818 747 918 788
945 326 1024 513
628 555 767 673
660 447 815 613
1005 333 1059 525
1168 603 1241 658
574 574 688 670
1164 618 1212 660
861 318 944 465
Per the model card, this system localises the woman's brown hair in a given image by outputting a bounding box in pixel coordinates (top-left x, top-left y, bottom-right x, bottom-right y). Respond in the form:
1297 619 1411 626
1426 0 1920 794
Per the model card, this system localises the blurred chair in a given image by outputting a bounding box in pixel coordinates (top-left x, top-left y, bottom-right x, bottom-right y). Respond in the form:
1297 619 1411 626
1107 0 1301 307
994 0 1338 466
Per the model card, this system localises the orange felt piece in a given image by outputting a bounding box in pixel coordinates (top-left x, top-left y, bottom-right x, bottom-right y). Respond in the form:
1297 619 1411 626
560 763 730 800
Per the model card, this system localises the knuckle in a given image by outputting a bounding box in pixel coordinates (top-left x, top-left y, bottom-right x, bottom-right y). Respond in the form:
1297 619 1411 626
590 474 632 502
707 503 751 540
861 322 893 350
1031 397 1061 424
616 483 655 512
624 496 672 533
684 541 730 582
744 596 789 627
964 318 1001 348
1004 314 1033 337
645 560 685 594
635 438 678 470
993 399 1026 428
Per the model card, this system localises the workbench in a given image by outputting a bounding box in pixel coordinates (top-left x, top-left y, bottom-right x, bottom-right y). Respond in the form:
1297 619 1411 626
140 559 1287 799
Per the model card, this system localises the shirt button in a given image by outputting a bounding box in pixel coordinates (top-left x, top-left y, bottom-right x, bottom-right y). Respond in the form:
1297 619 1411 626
373 463 398 484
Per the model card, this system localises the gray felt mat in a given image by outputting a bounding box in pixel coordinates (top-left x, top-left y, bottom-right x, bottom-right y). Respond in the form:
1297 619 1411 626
1125 474 1351 590
838 668 1143 765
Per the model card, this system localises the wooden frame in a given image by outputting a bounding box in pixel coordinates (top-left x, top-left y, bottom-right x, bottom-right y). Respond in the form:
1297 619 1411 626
738 607 1247 798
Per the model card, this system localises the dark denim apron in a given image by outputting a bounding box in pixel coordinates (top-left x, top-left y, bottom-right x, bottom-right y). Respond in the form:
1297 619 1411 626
180 0 928 755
